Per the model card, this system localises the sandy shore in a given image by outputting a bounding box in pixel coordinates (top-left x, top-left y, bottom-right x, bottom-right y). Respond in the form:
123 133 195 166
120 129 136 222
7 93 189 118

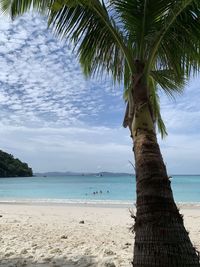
0 203 199 267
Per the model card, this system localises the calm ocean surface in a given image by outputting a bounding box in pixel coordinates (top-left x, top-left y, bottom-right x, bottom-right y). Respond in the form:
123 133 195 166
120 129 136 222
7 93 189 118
0 175 199 204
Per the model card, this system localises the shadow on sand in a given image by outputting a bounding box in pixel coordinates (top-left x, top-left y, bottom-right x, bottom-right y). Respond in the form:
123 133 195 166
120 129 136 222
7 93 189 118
0 255 97 267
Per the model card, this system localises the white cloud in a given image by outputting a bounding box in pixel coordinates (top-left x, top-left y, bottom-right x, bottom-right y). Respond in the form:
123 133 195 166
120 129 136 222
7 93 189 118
159 77 200 134
0 124 132 173
159 133 200 174
0 12 199 174
0 13 116 128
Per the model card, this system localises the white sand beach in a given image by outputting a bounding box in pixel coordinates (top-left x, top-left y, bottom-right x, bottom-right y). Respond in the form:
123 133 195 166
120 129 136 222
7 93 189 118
0 203 199 267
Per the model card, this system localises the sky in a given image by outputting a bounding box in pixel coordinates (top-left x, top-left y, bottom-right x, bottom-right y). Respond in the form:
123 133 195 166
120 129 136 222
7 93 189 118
0 12 200 174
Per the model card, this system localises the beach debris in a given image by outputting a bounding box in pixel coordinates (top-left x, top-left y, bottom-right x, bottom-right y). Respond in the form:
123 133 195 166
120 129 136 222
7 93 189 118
4 251 15 257
20 248 28 254
79 220 85 224
104 248 116 256
123 242 132 249
61 235 68 239
0 215 3 218
104 261 116 267
50 248 62 254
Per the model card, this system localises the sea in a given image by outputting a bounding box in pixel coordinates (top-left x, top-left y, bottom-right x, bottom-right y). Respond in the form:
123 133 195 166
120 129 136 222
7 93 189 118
0 175 199 204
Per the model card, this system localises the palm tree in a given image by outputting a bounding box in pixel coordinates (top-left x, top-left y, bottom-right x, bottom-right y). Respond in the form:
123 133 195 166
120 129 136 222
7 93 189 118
1 0 200 266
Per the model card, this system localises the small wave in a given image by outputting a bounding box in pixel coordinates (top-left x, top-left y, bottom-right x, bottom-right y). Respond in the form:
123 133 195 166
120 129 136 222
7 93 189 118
0 198 134 205
0 198 199 208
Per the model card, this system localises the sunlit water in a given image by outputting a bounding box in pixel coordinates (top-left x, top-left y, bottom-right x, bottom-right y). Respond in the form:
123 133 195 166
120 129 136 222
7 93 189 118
0 175 199 204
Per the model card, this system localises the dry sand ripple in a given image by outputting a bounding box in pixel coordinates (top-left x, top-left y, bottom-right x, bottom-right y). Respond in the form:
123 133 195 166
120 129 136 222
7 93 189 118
0 203 199 267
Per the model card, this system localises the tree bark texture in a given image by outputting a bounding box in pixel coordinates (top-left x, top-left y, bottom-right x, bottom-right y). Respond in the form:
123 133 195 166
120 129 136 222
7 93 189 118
132 130 200 266
129 64 200 266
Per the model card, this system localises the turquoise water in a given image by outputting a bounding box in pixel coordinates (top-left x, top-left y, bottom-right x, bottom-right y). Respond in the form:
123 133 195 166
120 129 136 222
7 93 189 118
0 175 199 203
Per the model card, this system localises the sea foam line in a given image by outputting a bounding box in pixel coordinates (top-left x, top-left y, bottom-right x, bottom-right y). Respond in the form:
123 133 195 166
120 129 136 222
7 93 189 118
0 198 200 207
0 198 134 205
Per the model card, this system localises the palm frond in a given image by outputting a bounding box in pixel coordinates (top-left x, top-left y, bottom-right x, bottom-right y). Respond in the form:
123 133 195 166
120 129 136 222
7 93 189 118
2 0 200 139
110 0 175 60
151 69 185 98
48 1 134 82
0 0 52 18
146 0 200 76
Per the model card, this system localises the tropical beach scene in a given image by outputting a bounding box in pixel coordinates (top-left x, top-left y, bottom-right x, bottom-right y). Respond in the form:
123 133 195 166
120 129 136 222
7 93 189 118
0 1 200 267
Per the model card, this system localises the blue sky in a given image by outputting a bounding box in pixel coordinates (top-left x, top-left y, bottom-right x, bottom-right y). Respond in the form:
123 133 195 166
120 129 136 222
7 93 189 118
0 13 200 174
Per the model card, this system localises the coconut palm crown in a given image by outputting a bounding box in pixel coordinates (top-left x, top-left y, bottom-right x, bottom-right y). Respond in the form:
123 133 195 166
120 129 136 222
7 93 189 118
1 1 200 266
2 0 200 137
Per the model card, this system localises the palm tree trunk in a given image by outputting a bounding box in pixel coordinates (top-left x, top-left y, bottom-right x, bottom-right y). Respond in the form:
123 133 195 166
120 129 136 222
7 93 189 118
128 65 200 266
132 129 200 266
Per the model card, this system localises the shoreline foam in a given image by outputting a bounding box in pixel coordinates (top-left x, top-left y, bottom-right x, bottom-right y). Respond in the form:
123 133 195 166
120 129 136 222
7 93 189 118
0 198 200 208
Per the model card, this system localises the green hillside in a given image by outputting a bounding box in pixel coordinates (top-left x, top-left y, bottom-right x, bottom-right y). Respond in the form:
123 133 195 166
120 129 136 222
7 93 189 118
0 150 33 177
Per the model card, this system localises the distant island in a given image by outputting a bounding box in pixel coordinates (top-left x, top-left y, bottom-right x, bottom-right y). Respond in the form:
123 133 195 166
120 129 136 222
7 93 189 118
34 171 133 177
0 150 33 177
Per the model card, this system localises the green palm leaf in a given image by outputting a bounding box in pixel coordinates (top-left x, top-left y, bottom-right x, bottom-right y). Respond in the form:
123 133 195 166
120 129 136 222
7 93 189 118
151 69 185 98
146 0 200 76
1 0 200 138
48 1 135 81
0 0 52 17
